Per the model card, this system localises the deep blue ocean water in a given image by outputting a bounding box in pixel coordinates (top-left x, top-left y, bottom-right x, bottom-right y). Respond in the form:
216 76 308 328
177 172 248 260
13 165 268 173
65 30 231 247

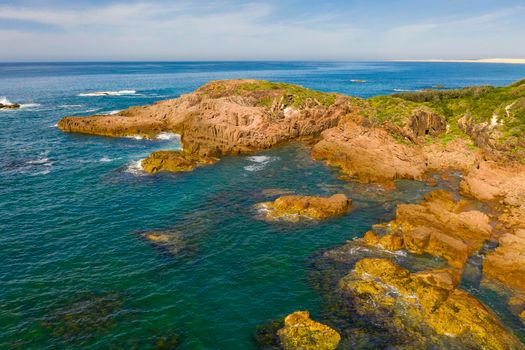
2 61 525 349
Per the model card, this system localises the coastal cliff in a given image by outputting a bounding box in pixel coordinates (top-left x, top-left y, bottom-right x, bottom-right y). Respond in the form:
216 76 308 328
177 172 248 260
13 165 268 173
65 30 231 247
58 78 525 347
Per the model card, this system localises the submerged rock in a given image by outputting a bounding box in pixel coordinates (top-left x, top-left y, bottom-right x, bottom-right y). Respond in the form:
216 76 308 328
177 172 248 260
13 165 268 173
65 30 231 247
339 258 524 350
139 230 186 255
363 190 492 269
141 150 217 174
256 194 351 221
277 311 340 350
40 292 122 343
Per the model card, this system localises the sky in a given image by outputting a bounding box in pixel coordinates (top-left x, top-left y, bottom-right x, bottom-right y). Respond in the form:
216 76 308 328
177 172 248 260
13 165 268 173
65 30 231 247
0 0 524 61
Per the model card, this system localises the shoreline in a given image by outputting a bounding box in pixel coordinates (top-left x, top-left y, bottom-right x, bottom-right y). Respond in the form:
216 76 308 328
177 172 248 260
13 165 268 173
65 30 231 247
393 58 525 65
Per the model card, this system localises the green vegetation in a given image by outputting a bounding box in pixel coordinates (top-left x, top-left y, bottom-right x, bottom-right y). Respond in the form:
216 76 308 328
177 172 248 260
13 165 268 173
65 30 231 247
392 80 525 141
236 80 338 108
198 80 338 109
367 96 428 126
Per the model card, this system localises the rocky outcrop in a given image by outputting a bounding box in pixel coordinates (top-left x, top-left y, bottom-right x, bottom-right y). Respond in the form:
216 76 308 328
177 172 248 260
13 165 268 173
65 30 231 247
256 194 351 221
0 102 20 109
339 258 524 350
311 121 426 183
141 151 217 174
407 108 447 137
58 80 353 157
363 190 492 268
277 311 340 350
483 231 525 291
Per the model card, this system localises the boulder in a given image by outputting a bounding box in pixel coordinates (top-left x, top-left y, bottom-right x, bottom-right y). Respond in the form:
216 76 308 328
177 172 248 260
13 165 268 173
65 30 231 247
277 311 340 350
256 194 352 221
363 190 492 269
141 150 217 174
483 233 525 291
339 258 524 350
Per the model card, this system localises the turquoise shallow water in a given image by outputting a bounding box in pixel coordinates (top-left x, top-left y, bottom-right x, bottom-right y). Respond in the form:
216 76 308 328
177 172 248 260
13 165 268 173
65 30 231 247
2 62 525 349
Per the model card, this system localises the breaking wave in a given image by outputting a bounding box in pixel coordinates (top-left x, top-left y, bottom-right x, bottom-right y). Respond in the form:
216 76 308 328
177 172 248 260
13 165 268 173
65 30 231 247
244 155 279 172
124 159 146 176
78 90 137 97
156 132 180 141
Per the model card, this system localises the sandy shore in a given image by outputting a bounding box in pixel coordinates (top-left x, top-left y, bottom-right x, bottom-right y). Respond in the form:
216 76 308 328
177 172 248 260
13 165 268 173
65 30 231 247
394 58 525 65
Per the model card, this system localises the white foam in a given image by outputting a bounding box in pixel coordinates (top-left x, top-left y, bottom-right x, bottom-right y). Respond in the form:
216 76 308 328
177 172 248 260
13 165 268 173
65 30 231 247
26 157 50 165
0 96 15 106
393 88 416 92
59 104 83 108
244 155 279 172
100 156 118 162
156 132 180 141
125 159 146 176
50 123 58 128
125 135 144 140
20 103 41 109
78 90 137 97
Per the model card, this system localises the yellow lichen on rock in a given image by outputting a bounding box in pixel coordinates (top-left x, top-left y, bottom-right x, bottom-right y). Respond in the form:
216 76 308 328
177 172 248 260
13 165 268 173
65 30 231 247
339 258 524 350
141 150 217 174
256 194 352 221
277 311 341 350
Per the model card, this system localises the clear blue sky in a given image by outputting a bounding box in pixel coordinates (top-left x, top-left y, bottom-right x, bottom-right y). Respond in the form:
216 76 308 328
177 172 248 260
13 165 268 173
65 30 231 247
1 0 524 61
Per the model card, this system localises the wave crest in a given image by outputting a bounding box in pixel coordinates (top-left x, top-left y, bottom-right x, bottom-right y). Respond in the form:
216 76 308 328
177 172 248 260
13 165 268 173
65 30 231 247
78 90 137 97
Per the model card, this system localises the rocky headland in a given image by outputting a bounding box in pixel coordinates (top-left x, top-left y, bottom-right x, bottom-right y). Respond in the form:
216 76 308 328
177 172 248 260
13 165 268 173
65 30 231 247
59 78 525 348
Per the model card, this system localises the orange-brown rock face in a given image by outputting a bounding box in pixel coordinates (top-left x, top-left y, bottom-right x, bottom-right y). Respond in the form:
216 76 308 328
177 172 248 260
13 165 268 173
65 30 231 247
363 190 492 269
256 194 352 221
311 121 426 183
58 80 353 157
483 231 525 291
339 258 524 350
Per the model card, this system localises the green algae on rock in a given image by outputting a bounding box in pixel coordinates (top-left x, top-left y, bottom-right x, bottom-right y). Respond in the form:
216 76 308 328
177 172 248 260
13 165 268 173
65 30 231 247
256 194 352 221
141 151 217 174
277 311 340 350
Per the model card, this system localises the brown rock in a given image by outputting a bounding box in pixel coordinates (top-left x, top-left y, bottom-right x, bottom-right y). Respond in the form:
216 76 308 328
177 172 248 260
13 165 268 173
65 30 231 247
256 194 352 221
483 233 525 291
363 190 492 269
59 80 352 157
141 150 217 174
311 121 426 182
277 311 341 350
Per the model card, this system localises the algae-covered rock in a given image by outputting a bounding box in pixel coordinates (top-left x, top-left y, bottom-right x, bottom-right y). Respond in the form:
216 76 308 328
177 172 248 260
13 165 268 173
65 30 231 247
277 311 340 350
141 150 217 174
256 194 351 221
339 258 524 350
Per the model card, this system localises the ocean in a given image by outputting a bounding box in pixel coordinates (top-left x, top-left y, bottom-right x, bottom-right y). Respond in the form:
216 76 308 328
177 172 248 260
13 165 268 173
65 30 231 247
1 61 525 349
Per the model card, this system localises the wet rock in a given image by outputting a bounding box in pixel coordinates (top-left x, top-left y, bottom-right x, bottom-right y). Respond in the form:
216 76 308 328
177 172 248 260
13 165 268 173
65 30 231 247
256 194 351 221
0 102 20 109
277 311 340 350
141 150 217 174
254 318 284 349
339 258 524 350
